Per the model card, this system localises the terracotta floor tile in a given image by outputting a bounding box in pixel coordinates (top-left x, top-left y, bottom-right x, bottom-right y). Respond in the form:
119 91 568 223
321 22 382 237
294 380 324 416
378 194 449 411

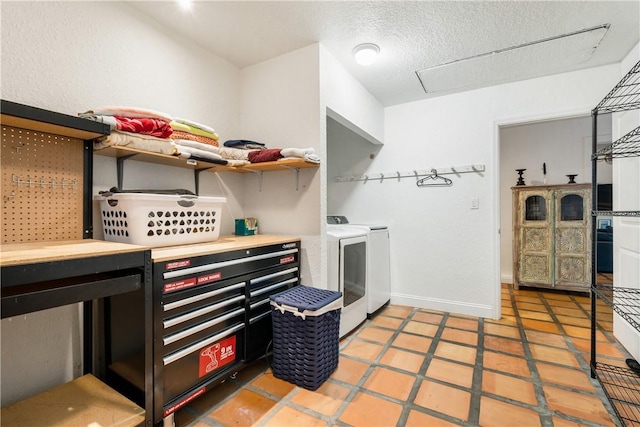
483 335 525 356
251 370 296 398
290 381 350 417
544 299 580 309
525 330 569 349
551 306 587 318
486 315 519 327
363 366 416 400
341 339 384 361
356 326 395 344
440 327 478 346
445 316 478 331
406 409 460 427
412 311 444 325
381 305 413 319
484 323 521 339
426 358 474 388
208 389 277 426
483 351 531 378
535 362 595 393
392 332 432 353
554 314 591 328
380 346 425 373
501 307 516 317
521 318 560 334
434 341 477 365
514 295 544 304
544 293 573 302
518 309 554 322
262 406 327 427
414 379 471 421
482 371 537 405
529 343 581 368
479 396 542 427
543 385 615 425
515 301 549 313
370 315 403 330
564 324 609 342
338 391 403 426
552 415 590 426
403 320 440 337
572 337 627 359
330 356 370 385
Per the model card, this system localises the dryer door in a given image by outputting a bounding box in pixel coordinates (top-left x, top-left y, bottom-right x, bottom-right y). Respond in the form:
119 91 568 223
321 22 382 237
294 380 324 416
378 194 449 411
339 235 367 309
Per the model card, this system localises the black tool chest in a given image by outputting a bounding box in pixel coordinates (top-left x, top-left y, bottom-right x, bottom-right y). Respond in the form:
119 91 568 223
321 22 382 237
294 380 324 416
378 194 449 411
107 237 301 424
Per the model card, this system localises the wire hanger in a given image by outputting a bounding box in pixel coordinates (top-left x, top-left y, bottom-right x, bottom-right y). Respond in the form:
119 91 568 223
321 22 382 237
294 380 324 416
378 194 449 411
416 168 453 187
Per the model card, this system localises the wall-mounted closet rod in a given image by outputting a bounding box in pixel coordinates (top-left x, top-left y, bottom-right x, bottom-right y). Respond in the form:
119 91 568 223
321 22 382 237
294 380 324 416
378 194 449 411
334 164 485 183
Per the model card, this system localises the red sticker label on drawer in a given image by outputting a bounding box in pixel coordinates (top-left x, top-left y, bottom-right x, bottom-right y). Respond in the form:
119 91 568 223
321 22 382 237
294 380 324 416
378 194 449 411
163 278 197 293
197 272 222 285
199 335 236 378
280 256 295 264
166 259 191 270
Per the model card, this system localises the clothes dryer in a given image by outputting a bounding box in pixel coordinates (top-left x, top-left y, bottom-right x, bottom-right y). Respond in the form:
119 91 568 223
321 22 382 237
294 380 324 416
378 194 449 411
328 216 390 316
326 225 368 337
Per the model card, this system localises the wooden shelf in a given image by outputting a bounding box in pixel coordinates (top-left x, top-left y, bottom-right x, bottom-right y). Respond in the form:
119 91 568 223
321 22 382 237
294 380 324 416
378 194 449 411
0 374 145 427
1 99 110 140
95 145 319 173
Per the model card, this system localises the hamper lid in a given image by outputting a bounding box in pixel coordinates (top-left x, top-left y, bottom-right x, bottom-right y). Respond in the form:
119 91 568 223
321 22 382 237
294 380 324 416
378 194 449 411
270 285 342 311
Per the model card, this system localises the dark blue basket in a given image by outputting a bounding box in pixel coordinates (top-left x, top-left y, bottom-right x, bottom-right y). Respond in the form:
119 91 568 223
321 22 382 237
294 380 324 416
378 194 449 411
270 285 342 390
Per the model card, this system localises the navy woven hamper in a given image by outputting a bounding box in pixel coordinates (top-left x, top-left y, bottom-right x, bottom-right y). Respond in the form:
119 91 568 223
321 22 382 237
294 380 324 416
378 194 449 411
270 285 342 390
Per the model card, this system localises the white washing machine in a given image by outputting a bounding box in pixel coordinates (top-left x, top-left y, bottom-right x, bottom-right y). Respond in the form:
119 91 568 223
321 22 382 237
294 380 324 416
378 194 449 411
326 225 368 337
328 216 390 317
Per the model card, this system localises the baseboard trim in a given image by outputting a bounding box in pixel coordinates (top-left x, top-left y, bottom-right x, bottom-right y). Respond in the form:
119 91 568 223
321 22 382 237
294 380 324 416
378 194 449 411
390 292 495 319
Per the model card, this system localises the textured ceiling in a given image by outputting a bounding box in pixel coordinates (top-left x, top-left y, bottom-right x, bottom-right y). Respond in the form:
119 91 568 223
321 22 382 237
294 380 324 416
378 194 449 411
126 1 640 107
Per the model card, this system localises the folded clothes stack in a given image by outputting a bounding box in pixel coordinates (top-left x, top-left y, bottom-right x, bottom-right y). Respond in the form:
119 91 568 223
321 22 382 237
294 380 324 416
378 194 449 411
84 105 321 165
82 106 178 155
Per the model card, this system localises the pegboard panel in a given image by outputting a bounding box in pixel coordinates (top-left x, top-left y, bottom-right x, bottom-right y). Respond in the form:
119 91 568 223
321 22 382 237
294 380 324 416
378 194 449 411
2 125 84 243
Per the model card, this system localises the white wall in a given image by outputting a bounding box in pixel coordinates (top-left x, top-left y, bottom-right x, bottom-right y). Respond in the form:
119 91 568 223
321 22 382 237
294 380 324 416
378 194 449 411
330 64 622 319
0 1 243 406
499 116 612 284
239 44 323 288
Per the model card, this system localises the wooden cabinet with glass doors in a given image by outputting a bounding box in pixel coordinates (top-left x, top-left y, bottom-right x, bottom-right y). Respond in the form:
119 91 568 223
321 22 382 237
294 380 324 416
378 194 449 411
512 184 591 292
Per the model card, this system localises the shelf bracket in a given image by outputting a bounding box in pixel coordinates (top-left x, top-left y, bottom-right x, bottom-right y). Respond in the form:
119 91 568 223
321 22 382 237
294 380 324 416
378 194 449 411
281 165 301 191
116 154 137 190
194 168 214 196
246 170 264 192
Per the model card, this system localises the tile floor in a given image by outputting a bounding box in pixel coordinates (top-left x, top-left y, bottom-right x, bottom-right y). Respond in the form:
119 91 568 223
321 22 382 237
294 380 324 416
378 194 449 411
173 283 632 426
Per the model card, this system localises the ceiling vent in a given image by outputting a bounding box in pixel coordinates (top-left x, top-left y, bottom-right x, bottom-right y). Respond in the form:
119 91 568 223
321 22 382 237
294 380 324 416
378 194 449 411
416 24 610 95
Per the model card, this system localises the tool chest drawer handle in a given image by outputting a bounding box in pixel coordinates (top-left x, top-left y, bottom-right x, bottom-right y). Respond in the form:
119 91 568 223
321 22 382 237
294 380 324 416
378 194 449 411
250 298 271 310
164 306 245 344
164 282 245 312
163 248 298 279
163 323 244 365
164 296 245 329
250 278 298 298
249 267 298 285
249 310 272 325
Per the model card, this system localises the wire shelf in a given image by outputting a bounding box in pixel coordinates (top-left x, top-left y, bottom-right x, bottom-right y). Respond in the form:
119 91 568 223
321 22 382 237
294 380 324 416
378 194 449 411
593 126 640 161
595 60 640 114
593 362 640 425
592 284 640 331
593 211 640 217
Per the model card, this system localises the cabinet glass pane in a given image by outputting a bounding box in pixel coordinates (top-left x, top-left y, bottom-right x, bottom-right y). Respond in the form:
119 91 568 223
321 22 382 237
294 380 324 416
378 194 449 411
560 195 584 221
525 196 546 221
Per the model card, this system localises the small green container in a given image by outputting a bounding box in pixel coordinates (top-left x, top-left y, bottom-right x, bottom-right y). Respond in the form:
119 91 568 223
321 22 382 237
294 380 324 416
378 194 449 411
235 218 258 236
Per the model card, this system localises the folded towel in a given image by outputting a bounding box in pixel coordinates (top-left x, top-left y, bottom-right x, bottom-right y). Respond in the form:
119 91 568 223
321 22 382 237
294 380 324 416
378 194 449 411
170 121 219 141
173 117 217 135
81 106 173 123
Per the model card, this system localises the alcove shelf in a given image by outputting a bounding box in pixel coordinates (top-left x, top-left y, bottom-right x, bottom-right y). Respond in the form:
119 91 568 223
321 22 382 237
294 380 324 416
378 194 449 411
95 145 319 192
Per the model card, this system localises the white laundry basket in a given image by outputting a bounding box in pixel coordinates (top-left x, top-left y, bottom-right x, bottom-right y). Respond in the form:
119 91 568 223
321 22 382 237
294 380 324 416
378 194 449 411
95 192 226 247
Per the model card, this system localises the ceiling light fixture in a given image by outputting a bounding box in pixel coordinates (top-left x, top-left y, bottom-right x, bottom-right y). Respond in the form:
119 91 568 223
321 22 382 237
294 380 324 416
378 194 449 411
177 0 193 11
353 43 380 66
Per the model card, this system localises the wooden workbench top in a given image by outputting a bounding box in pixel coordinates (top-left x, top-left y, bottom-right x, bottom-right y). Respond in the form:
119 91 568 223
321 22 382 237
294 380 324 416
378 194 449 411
0 239 148 267
151 234 301 262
